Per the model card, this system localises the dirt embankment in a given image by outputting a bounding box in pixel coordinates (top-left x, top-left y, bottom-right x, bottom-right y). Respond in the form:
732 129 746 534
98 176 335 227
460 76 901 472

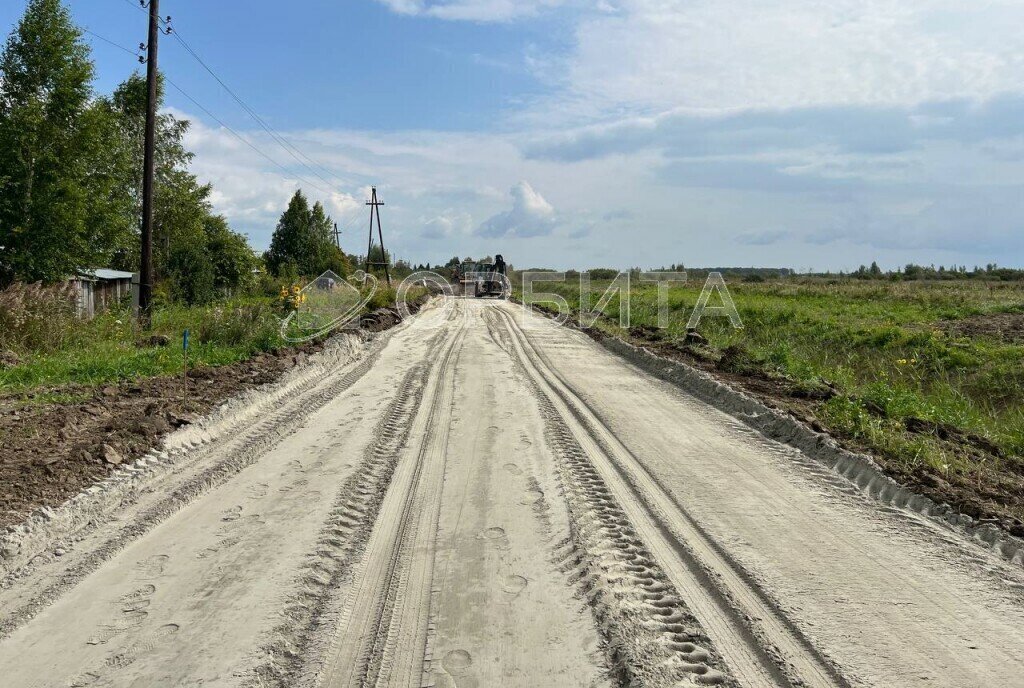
648 338 1024 536
0 304 416 530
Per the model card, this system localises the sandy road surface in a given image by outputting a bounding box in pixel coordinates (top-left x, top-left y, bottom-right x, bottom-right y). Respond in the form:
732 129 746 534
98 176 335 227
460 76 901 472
1 298 1023 687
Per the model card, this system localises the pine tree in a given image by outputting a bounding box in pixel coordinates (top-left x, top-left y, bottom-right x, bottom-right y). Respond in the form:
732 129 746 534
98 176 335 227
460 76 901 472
307 201 334 274
265 191 349 278
265 190 312 277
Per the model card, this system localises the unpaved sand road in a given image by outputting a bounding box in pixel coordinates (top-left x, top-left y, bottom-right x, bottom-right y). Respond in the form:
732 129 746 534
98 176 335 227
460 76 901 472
1 299 1024 688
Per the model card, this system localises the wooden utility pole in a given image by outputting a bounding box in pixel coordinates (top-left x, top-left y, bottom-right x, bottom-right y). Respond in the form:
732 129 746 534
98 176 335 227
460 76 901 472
333 222 342 249
139 0 161 325
364 187 391 284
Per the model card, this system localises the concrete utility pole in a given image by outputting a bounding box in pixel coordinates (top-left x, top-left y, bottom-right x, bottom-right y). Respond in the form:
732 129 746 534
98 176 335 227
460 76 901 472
139 0 161 325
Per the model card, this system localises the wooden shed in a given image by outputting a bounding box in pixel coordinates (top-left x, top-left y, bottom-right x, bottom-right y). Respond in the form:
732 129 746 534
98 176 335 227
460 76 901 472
69 269 136 318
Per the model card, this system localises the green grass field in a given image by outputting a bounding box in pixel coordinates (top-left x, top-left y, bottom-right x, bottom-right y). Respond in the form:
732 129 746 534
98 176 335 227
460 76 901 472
520 276 1024 519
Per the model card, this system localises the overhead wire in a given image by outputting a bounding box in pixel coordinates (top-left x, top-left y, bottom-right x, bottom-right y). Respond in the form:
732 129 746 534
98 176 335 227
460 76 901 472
120 0 148 15
83 25 338 198
163 77 337 195
108 1 375 254
168 28 345 193
115 0 347 196
83 28 140 58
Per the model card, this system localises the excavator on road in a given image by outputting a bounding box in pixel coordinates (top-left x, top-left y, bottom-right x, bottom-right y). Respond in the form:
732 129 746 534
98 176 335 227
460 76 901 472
458 254 508 298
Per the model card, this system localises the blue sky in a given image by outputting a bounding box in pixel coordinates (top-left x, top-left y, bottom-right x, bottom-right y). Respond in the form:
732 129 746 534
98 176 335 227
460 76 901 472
3 0 1024 270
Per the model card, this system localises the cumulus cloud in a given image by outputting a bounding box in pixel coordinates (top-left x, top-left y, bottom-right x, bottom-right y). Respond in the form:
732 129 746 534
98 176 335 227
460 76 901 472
477 181 557 237
170 81 1024 272
178 113 367 247
328 192 361 219
422 209 473 239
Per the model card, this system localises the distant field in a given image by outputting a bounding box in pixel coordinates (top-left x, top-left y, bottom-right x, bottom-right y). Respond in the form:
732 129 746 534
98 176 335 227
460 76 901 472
519 276 1024 525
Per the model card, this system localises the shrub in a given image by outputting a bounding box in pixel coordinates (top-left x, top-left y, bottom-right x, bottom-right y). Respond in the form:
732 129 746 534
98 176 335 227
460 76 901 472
194 302 279 348
168 242 216 305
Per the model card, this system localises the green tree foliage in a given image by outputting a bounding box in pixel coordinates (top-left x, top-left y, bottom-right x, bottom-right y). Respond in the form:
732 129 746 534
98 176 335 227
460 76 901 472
366 243 391 270
265 190 350 279
98 72 201 273
167 240 215 305
204 214 258 294
0 0 259 302
162 215 256 306
0 0 116 284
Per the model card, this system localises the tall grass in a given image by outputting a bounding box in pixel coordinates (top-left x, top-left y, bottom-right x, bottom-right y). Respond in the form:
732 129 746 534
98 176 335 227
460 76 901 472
0 279 427 392
0 282 283 391
0 282 82 354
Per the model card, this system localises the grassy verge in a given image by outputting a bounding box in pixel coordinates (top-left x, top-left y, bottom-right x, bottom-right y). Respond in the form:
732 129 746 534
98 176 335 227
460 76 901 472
519 276 1024 523
0 298 281 392
0 279 424 394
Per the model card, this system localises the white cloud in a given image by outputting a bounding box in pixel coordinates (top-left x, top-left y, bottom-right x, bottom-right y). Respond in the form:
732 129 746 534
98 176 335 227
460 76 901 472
375 0 564 22
171 91 1024 272
477 181 557 237
179 114 362 244
422 209 474 239
545 0 1024 116
327 192 361 220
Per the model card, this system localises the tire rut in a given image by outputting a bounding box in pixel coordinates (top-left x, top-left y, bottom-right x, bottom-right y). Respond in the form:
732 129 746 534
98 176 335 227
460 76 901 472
319 321 465 688
245 358 433 686
493 308 736 687
248 322 461 687
0 332 392 641
497 305 851 688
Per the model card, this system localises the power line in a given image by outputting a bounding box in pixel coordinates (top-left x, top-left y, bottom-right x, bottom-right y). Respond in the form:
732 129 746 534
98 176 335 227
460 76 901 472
115 0 348 193
172 30 342 189
120 0 148 14
81 27 339 198
168 29 344 192
83 28 141 58
163 77 337 196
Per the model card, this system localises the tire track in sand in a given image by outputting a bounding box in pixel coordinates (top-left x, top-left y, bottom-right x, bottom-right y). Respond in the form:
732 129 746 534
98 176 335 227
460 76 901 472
496 305 849 688
487 307 735 687
1 332 392 641
245 329 451 687
317 315 466 688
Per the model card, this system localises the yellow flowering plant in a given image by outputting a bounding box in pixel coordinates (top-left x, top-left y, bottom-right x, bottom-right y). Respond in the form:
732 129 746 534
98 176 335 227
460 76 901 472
278 284 307 312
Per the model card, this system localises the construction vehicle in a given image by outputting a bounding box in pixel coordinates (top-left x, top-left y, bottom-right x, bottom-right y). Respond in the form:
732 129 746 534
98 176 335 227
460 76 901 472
457 255 508 297
472 254 508 297
458 258 477 296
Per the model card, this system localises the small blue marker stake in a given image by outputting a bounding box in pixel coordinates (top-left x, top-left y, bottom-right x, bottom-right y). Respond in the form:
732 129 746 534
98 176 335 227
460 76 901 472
183 329 190 410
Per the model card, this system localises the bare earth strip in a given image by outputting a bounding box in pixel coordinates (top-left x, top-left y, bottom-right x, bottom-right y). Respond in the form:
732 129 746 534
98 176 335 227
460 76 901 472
420 306 611 688
0 298 1022 688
